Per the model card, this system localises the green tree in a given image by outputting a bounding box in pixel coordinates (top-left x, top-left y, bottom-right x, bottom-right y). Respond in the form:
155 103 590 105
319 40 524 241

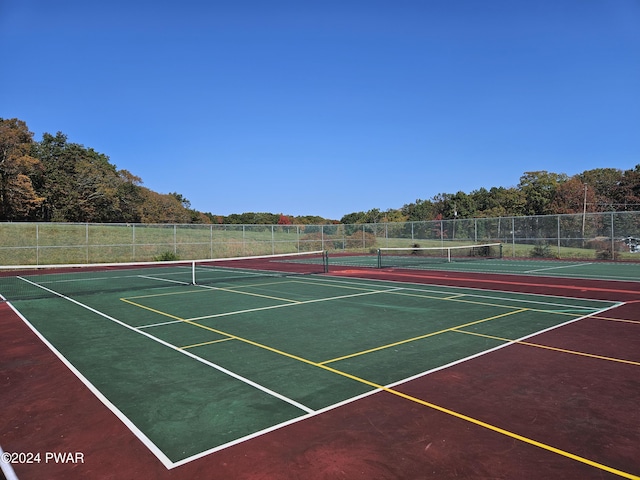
470 187 519 217
578 168 625 211
401 199 435 221
169 192 191 209
340 211 366 224
518 171 567 216
495 187 527 217
617 165 640 210
295 215 330 224
34 132 118 221
33 131 148 222
381 208 407 223
430 193 452 219
362 208 382 223
447 191 476 219
115 169 144 223
33 132 76 220
223 212 280 224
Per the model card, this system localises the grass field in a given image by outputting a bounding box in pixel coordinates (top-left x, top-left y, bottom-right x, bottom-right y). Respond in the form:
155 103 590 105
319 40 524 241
2 220 639 266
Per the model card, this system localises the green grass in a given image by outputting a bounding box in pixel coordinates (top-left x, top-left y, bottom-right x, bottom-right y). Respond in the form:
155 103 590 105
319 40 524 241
1 222 638 265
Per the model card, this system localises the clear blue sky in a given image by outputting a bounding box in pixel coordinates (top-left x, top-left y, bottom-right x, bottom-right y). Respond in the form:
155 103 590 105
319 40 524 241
2 0 639 220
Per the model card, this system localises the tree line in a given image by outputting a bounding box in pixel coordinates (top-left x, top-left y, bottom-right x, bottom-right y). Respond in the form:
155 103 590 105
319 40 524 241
346 167 640 225
0 118 338 224
2 117 639 225
1 118 200 223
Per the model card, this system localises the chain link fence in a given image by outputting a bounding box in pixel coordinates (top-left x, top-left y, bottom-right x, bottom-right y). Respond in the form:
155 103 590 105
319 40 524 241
1 211 639 266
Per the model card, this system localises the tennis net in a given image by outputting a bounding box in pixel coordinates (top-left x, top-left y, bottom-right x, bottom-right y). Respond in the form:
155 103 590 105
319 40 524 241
0 251 329 301
377 243 502 268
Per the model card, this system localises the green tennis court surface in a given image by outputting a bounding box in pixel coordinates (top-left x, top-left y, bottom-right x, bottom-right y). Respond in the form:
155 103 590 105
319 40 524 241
3 261 622 468
332 254 640 282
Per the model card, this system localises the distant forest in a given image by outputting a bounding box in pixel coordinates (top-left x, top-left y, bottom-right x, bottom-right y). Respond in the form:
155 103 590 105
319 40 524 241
2 117 639 225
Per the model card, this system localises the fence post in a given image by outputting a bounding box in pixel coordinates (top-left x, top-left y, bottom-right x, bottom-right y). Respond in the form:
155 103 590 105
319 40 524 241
86 223 89 263
557 215 561 257
611 212 615 259
511 217 515 257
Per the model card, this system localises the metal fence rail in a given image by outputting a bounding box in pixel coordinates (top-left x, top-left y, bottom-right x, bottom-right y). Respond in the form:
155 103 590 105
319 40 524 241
1 211 639 266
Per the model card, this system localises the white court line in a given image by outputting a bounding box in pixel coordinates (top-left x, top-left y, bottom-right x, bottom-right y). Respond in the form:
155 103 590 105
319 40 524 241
297 274 616 309
524 262 593 273
0 445 20 480
7 299 174 470
26 268 191 286
313 272 622 300
173 299 627 469
137 275 190 285
11 273 628 471
15 276 315 467
135 286 404 328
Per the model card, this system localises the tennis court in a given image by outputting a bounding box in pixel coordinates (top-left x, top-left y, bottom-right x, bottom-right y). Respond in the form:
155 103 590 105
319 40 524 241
333 244 640 282
1 251 639 479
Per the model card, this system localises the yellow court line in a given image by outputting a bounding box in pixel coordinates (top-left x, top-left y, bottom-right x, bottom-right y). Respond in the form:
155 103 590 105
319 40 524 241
123 278 299 300
377 384 640 480
134 276 385 304
319 308 529 365
180 337 234 350
120 298 185 321
125 288 213 300
172 315 638 480
185 288 404 322
119 293 637 479
124 282 299 304
454 329 640 366
443 294 466 300
592 316 640 325
200 284 300 303
123 288 404 326
291 278 394 293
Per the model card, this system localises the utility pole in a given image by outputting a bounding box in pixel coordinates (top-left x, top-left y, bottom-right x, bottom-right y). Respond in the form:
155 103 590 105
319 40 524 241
581 184 588 245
